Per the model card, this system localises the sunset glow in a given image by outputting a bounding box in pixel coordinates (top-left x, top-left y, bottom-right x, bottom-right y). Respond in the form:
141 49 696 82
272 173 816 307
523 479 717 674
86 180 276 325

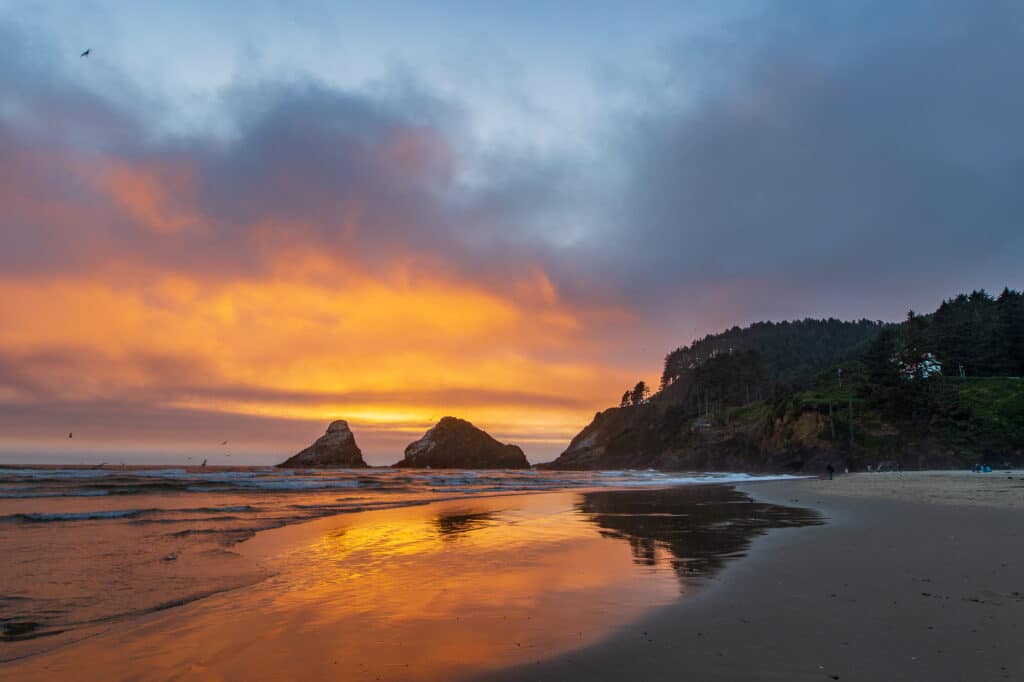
0 256 639 461
2 2 1021 464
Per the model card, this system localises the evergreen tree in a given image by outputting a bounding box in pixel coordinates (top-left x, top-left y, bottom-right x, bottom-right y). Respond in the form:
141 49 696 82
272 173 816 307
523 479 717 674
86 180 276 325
862 327 901 409
997 288 1024 376
630 381 650 406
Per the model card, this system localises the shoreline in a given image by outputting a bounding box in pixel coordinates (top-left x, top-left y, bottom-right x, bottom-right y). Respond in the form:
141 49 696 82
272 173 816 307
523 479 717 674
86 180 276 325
484 472 1024 682
1 480 817 679
6 471 1021 680
0 469 805 666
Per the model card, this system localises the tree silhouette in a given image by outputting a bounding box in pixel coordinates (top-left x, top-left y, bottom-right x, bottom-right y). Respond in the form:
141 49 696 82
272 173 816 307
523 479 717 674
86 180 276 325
629 381 650 406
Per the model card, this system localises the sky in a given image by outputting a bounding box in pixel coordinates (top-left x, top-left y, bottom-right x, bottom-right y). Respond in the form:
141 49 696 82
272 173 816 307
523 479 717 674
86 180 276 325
1 1 1022 465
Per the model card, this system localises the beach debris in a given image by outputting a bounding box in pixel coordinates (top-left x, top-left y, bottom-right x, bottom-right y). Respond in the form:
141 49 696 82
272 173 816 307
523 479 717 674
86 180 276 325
164 552 177 561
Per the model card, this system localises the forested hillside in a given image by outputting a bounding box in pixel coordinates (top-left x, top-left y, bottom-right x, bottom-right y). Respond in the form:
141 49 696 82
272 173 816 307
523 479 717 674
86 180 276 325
659 318 883 390
547 288 1024 471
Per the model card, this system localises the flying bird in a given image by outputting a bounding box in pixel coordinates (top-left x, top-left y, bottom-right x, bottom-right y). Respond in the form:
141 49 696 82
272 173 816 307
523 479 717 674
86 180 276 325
220 440 228 446
80 48 90 58
68 432 73 439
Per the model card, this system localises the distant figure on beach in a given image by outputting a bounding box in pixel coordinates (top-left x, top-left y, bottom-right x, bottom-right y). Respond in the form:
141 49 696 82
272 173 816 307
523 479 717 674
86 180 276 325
826 463 835 480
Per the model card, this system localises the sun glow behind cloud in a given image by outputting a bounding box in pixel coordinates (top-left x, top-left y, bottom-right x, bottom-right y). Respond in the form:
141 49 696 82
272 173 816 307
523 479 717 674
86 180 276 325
0 50 649 464
0 254 636 463
4 2 1024 464
0 259 634 456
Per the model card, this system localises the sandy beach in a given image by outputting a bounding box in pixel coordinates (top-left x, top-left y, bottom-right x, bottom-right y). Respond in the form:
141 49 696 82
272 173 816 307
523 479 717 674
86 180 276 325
3 471 1022 680
487 472 1024 682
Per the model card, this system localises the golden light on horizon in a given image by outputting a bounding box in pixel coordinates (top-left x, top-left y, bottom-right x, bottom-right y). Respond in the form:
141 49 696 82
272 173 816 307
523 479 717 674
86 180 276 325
0 137 659 462
0 248 642 457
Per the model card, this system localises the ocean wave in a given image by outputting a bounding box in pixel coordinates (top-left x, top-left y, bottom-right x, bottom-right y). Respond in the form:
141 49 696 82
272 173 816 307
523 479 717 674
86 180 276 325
611 473 809 486
0 489 112 498
0 467 811 507
4 509 151 522
0 468 113 480
232 479 364 490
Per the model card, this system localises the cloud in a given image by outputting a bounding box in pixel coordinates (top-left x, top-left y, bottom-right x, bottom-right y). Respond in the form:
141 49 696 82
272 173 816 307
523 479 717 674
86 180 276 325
601 0 1024 320
2 4 1023 462
0 21 644 462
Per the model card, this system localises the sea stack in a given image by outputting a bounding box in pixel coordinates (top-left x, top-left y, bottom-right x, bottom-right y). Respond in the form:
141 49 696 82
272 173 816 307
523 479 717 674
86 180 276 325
393 417 530 469
278 420 368 468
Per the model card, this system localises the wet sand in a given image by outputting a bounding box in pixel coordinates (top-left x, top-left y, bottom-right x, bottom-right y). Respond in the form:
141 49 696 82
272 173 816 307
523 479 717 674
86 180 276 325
486 472 1024 682
1 486 819 680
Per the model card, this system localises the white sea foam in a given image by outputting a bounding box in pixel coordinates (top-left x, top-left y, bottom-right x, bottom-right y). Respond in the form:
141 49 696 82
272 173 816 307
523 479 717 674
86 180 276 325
612 473 809 486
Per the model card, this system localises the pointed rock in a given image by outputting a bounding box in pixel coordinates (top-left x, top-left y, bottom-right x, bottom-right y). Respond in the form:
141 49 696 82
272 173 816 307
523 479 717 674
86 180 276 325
393 417 529 469
278 420 367 468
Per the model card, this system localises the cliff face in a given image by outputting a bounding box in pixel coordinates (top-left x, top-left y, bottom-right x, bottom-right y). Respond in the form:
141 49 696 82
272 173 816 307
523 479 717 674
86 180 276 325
278 420 368 468
393 417 530 469
542 404 846 472
543 379 1024 472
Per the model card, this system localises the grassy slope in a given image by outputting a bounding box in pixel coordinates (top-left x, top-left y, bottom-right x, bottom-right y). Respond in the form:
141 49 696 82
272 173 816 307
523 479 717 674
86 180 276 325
783 376 1024 465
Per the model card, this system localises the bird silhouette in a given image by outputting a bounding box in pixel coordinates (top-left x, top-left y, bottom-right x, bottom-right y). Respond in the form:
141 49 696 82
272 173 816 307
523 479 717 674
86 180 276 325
220 440 228 446
80 49 90 58
68 432 73 439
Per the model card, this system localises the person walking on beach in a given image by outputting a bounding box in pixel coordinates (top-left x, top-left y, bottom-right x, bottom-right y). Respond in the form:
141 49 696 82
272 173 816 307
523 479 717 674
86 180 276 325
826 463 835 480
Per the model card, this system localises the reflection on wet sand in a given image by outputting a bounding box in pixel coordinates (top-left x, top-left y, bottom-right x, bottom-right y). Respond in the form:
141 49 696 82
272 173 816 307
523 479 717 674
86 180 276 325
434 510 499 539
5 486 820 681
578 485 824 587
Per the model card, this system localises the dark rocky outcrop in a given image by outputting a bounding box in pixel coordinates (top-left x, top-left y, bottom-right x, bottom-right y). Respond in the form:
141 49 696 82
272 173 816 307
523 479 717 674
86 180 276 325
393 417 529 469
542 402 789 472
278 420 367 468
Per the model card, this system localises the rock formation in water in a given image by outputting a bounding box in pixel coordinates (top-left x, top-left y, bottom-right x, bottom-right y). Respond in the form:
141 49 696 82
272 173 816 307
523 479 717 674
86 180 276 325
393 417 530 469
278 420 368 468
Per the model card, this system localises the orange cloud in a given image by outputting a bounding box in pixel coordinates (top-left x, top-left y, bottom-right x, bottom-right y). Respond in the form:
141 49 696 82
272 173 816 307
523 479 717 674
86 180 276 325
0 250 641 461
105 159 200 234
0 94 659 464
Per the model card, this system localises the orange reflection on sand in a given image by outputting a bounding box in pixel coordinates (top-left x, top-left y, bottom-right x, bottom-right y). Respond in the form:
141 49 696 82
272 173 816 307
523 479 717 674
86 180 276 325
4 493 682 681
